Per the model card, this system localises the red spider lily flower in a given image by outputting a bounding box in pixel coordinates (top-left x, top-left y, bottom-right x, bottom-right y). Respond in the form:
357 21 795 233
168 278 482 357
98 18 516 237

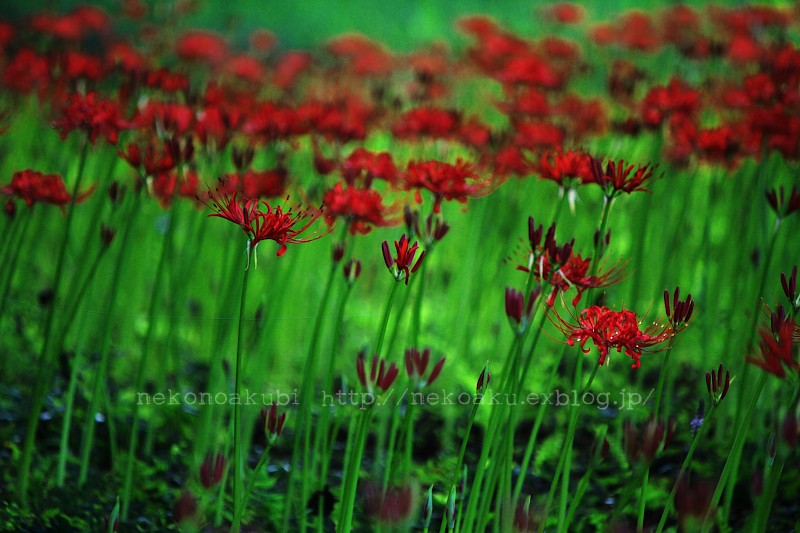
260 403 286 444
588 157 656 197
404 159 494 213
53 92 125 144
1 169 95 209
327 33 393 76
544 253 626 307
3 49 50 96
151 170 200 208
199 452 226 489
765 185 800 220
747 321 800 379
623 417 675 464
538 150 593 187
224 54 266 84
175 30 228 65
545 3 585 24
553 305 674 369
249 29 276 53
323 183 396 235
404 347 445 390
705 363 731 406
640 78 700 127
382 234 425 285
664 287 695 330
206 188 327 266
513 120 565 151
357 352 399 395
61 50 104 81
119 140 176 177
144 68 190 94
392 107 461 140
217 168 287 200
273 51 313 90
341 148 399 187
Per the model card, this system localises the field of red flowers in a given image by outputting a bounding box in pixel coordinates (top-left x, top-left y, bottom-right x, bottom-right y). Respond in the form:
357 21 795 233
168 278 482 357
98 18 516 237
0 1 799 532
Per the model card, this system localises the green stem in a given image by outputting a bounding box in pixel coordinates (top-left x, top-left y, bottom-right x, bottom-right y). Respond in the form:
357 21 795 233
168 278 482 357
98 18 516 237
512 343 568 504
374 281 400 358
438 392 482 533
338 406 373 533
701 372 769 532
721 221 781 523
233 445 271 528
120 194 181 519
231 246 254 533
287 259 339 532
655 403 718 533
17 139 89 506
540 362 600 533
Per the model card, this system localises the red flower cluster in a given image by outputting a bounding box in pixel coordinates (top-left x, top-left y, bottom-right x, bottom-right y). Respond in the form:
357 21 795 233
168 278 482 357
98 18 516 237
554 305 674 369
207 189 326 262
53 92 124 144
1 169 95 209
323 183 395 235
404 159 494 213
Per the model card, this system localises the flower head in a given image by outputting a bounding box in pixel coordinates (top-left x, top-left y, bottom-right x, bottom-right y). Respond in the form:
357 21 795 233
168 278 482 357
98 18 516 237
705 363 731 406
747 320 799 380
404 347 445 390
356 352 399 396
199 452 226 489
1 169 95 209
664 287 695 330
404 159 495 213
323 183 396 235
588 157 656 196
206 188 327 267
260 403 286 444
553 305 674 369
382 234 425 284
53 92 124 144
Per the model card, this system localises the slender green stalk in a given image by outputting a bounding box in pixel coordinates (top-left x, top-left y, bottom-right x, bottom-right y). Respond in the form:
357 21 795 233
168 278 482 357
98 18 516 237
512 343 568 504
562 425 608 531
120 194 182 519
701 372 769 532
721 221 781 523
233 445 271 528
374 281 400 358
539 362 600 533
438 389 483 533
315 282 355 483
338 405 374 533
410 260 427 347
285 257 339 532
76 198 140 485
17 139 89 506
230 245 255 533
655 403 718 533
636 336 677 529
